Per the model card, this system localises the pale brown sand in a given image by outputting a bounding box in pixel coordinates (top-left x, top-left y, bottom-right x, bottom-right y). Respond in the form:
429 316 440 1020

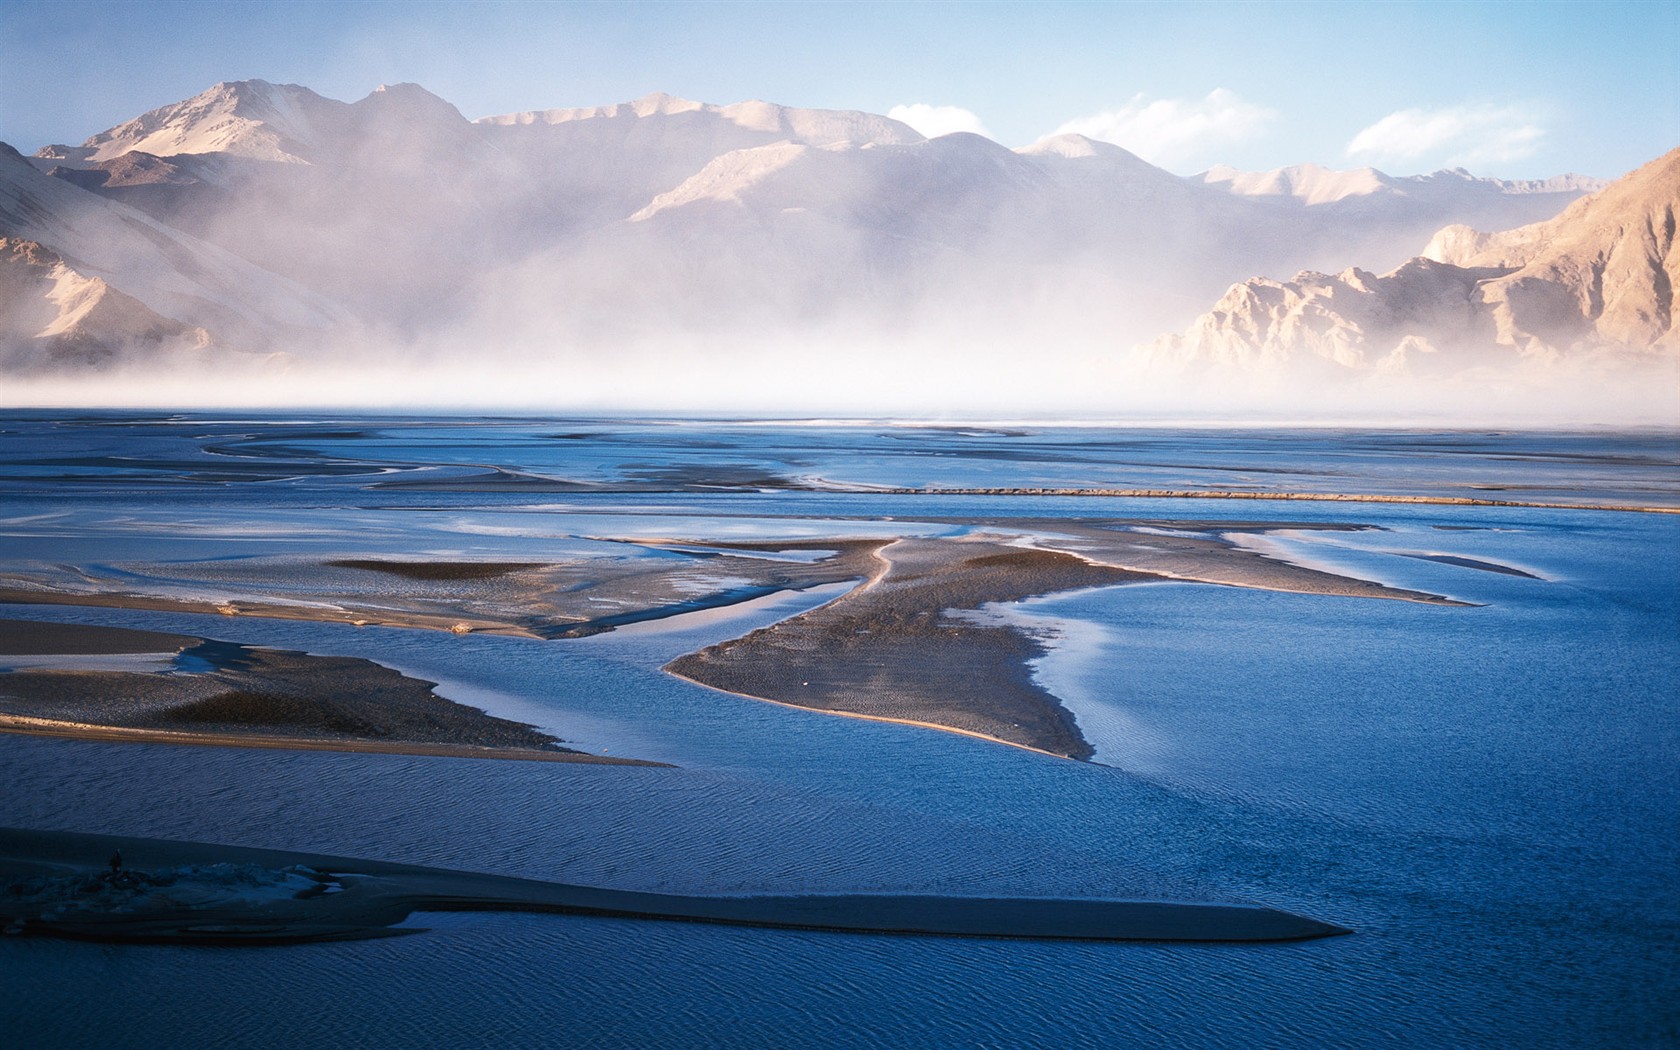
0 827 1351 945
0 619 658 765
0 519 1458 643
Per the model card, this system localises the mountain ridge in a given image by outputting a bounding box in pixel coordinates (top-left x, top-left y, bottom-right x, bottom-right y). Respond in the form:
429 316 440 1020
2 79 1663 415
1151 146 1680 374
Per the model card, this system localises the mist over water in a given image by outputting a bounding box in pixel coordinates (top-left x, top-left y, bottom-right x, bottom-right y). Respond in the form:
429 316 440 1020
7 330 1676 424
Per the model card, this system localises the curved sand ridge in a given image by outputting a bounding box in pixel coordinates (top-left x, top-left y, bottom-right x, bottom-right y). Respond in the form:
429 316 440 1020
0 828 1351 945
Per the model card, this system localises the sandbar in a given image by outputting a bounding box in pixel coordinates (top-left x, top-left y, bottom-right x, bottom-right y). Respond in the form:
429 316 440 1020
669 539 1159 760
0 619 658 765
0 516 1471 761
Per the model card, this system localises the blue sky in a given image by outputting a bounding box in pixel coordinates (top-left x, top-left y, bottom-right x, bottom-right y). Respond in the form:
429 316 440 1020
4 0 1675 178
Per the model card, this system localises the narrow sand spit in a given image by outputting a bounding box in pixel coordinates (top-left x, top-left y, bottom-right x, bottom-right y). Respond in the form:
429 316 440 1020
0 619 659 765
0 828 1351 945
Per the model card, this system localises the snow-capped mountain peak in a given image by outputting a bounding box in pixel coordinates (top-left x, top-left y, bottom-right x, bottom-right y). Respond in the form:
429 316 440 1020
476 93 922 148
1195 163 1393 204
74 79 339 165
1018 134 1144 162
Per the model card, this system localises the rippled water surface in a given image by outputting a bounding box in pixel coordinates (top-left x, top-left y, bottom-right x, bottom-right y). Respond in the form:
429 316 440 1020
1 415 1676 1048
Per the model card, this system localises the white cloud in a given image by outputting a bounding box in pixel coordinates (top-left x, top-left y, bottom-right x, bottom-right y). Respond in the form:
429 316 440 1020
887 103 993 140
1346 104 1546 167
1047 89 1276 169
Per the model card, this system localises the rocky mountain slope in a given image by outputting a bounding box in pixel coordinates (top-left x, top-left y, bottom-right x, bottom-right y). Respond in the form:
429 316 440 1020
0 142 341 368
0 236 205 370
1151 146 1678 375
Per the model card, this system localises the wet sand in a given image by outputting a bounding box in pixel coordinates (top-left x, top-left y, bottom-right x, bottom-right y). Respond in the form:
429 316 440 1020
0 520 1458 643
0 619 655 765
0 827 1351 945
1027 521 1469 605
1396 553 1543 578
0 619 198 655
324 560 548 581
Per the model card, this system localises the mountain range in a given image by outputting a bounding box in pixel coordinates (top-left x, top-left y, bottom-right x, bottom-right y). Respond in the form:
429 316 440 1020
0 79 1670 415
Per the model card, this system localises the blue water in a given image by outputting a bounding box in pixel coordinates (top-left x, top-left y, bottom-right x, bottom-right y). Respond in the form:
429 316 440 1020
1 415 1676 1048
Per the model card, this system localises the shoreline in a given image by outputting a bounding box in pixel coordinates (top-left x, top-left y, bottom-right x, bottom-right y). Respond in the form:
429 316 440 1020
663 528 1467 759
0 716 662 764
663 668 1077 762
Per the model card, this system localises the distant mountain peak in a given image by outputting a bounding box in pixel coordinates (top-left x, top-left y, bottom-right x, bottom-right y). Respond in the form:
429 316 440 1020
1019 134 1131 160
77 79 337 165
14 76 1658 406
1195 163 1393 204
634 91 704 113
356 82 468 126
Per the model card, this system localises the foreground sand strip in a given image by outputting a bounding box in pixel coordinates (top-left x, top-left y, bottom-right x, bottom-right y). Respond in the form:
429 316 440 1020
0 828 1351 945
